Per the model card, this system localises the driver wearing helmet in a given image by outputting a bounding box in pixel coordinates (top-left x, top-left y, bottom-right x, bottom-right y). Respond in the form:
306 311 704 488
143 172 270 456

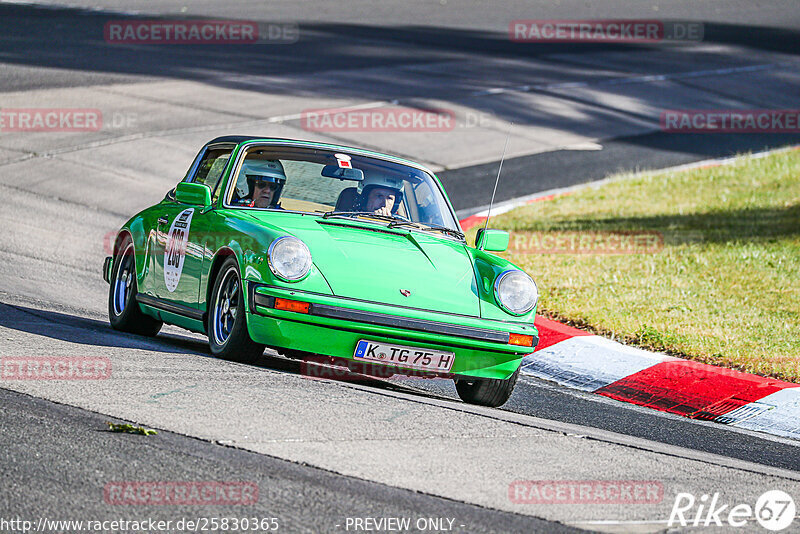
358 171 404 217
234 160 287 208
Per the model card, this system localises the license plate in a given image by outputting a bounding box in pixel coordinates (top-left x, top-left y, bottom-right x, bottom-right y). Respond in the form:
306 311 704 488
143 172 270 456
354 340 455 372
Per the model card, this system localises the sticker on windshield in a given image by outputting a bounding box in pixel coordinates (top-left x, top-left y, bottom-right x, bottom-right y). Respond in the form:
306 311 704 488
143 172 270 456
334 153 352 169
164 208 194 292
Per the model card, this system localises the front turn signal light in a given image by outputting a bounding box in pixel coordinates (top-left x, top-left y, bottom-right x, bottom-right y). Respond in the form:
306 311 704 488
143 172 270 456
274 298 310 314
509 333 534 347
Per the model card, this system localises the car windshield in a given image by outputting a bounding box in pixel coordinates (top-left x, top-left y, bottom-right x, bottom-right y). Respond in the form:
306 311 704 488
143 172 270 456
225 145 461 234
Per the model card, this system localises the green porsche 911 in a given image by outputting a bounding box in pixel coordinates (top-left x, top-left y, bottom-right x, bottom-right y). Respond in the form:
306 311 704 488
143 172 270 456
104 136 539 407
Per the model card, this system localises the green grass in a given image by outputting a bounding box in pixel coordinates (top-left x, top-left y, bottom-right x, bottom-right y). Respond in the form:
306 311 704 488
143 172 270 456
474 148 800 382
106 422 158 435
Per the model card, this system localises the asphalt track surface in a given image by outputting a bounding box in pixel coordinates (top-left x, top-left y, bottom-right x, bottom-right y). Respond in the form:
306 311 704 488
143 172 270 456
1 1 800 532
0 386 570 533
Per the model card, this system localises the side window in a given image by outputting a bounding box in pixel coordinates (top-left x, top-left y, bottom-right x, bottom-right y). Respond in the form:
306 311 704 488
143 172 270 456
191 148 232 198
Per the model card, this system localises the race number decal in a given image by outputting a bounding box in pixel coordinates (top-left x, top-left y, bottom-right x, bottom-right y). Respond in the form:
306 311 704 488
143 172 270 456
164 208 194 292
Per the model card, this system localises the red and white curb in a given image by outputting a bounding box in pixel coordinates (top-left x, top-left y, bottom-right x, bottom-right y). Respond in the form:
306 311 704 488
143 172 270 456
524 317 800 441
458 145 800 441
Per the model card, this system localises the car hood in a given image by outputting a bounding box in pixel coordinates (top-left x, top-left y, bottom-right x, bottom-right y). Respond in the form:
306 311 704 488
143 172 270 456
250 214 480 317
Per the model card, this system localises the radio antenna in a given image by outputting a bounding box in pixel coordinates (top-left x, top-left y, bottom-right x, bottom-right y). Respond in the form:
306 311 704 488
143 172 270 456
480 123 512 249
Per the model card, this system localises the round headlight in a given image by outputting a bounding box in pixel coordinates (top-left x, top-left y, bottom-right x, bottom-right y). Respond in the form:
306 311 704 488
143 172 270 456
268 236 312 281
494 270 538 315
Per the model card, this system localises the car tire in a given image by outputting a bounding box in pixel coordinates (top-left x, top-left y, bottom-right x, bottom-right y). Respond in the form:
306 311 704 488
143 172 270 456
108 236 163 337
208 257 265 364
454 368 519 408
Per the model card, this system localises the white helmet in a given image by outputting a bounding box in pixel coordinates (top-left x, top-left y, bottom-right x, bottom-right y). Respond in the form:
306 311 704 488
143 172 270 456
357 170 404 196
235 159 287 198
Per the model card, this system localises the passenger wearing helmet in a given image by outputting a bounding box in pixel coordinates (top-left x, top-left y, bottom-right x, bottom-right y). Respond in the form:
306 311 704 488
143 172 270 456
358 171 404 217
234 160 287 208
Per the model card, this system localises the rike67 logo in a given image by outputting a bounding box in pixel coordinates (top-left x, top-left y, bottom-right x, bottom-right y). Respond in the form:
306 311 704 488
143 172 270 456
669 490 796 531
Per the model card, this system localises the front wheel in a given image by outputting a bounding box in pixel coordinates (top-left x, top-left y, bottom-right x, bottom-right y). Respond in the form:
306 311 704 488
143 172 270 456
208 257 265 364
454 368 519 408
108 236 163 337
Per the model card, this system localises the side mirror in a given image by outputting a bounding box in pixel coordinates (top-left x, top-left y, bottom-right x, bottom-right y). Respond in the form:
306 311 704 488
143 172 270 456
475 228 509 252
175 182 212 208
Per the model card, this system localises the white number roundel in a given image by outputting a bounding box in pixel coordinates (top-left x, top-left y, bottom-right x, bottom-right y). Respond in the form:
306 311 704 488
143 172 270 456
164 208 194 292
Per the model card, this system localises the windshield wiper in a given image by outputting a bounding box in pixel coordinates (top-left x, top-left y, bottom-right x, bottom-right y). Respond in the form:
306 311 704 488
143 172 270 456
322 211 464 239
388 219 465 239
423 225 465 239
322 211 401 223
387 220 425 230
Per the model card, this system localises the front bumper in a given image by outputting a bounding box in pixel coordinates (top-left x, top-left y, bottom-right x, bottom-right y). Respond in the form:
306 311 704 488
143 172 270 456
246 282 538 380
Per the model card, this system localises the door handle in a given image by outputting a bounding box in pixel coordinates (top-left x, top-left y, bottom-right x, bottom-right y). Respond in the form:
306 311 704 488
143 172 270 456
157 216 169 226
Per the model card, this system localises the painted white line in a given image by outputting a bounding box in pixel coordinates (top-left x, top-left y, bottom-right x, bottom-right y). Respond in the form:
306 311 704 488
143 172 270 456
457 181 596 219
0 100 394 168
571 519 672 525
571 518 762 529
0 0 144 14
471 63 788 97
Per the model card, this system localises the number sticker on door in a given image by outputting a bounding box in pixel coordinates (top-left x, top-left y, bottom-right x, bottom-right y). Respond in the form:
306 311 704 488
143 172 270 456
164 208 194 292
